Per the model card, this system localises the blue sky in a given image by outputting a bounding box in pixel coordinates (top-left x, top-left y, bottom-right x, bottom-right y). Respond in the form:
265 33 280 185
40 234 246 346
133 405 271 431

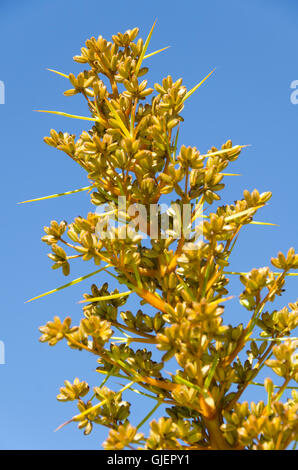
0 0 298 449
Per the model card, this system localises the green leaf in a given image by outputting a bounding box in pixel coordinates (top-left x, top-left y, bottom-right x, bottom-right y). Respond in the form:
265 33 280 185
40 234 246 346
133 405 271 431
131 260 143 289
198 213 276 227
174 374 203 394
104 99 131 138
204 354 219 391
35 109 101 123
224 206 263 223
176 275 196 301
250 337 298 342
172 126 180 161
126 386 160 401
224 271 298 277
26 266 111 302
79 290 132 303
18 186 92 204
136 400 162 430
56 380 135 431
200 144 249 159
99 366 117 388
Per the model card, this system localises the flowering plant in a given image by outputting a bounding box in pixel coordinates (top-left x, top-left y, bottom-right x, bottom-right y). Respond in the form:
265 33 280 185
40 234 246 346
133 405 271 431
29 24 297 450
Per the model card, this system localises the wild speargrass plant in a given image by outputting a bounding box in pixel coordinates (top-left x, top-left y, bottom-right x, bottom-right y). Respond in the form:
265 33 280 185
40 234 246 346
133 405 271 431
26 24 298 450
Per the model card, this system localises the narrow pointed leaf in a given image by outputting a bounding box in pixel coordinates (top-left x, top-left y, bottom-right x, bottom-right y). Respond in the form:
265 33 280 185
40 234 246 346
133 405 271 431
56 380 135 431
249 337 298 342
126 386 159 400
18 186 92 204
176 275 196 301
144 46 170 60
26 266 111 303
209 296 234 307
131 260 143 289
35 110 101 123
96 209 117 218
174 375 205 396
136 20 157 74
173 127 180 153
99 366 117 388
182 69 215 103
197 213 276 227
250 221 278 227
224 271 298 277
204 354 219 391
104 99 131 138
79 290 132 303
224 206 263 223
251 382 297 390
200 145 249 159
136 400 162 430
47 68 69 78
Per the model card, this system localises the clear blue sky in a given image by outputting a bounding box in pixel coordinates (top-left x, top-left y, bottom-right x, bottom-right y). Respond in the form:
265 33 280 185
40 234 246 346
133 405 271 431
0 0 298 449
